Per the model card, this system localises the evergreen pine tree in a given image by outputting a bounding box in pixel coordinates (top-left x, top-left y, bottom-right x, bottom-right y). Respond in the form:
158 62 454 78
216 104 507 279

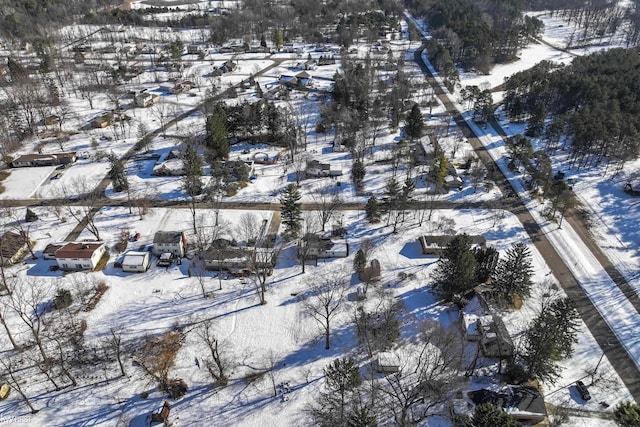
182 145 203 197
435 154 449 192
351 159 366 188
25 208 39 223
365 196 380 223
108 154 128 193
280 184 302 236
520 297 579 383
307 359 370 425
433 234 478 301
273 29 284 50
206 103 229 159
614 401 640 427
472 403 521 427
493 242 534 301
324 357 362 398
473 246 499 283
353 249 367 275
404 103 424 140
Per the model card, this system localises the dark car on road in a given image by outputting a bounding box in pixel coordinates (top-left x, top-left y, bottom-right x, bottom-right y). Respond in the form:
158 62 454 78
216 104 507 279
575 380 591 401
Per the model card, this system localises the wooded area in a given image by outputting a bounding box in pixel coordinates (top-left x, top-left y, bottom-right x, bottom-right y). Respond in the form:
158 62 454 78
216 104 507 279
503 48 640 171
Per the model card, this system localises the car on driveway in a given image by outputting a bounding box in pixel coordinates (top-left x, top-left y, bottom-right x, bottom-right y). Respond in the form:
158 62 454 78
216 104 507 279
575 380 591 401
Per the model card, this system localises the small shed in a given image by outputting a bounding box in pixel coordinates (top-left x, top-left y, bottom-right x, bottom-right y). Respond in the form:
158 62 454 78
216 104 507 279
122 251 150 273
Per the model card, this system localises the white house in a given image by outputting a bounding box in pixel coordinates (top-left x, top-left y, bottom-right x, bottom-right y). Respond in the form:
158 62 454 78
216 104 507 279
134 92 159 108
305 160 342 178
55 242 107 271
153 231 187 257
122 251 151 273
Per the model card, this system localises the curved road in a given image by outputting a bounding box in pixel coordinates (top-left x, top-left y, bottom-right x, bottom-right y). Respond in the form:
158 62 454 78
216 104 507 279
413 46 640 401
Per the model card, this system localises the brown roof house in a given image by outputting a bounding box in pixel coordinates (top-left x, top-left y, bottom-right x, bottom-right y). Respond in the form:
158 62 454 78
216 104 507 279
295 71 313 87
0 231 33 266
12 152 77 168
55 242 107 271
43 242 66 260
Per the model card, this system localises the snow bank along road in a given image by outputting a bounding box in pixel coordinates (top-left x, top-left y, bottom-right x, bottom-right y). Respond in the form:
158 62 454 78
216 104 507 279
412 44 640 401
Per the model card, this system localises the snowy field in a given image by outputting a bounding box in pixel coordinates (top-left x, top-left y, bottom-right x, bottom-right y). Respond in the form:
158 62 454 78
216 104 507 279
0 8 637 426
0 203 631 426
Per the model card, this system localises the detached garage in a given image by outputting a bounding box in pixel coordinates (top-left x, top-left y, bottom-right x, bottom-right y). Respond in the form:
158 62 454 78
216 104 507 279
122 251 150 273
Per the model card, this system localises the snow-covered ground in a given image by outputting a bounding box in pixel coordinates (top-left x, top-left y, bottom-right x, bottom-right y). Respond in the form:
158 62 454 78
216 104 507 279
0 8 637 426
0 202 630 426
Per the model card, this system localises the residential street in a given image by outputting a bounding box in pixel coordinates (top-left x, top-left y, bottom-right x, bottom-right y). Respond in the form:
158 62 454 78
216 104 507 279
413 46 640 401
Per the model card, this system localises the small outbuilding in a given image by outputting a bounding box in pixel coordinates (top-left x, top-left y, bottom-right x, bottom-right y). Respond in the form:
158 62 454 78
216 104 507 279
121 251 151 273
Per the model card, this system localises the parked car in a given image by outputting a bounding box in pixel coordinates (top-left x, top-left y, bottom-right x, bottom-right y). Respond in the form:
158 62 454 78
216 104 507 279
131 232 141 242
575 380 591 401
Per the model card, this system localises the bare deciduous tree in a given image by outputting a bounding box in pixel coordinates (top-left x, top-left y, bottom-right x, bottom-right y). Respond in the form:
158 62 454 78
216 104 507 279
0 357 39 413
196 319 229 386
9 279 52 362
190 259 212 299
109 327 127 377
303 272 347 350
134 331 185 391
315 188 342 232
59 178 103 241
0 299 18 349
236 213 262 246
379 320 464 426
251 240 280 305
